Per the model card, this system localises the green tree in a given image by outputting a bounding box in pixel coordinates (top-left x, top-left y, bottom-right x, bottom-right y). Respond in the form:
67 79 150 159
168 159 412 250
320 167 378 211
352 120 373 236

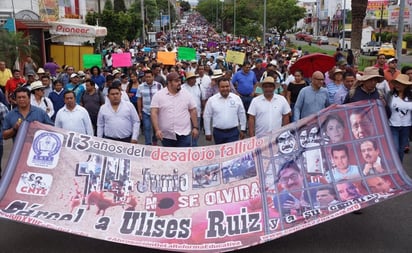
0 31 36 70
114 0 127 12
104 0 113 11
264 0 305 40
180 1 191 12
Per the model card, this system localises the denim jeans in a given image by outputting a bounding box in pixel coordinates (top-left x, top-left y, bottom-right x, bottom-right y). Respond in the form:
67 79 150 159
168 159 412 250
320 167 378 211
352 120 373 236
142 112 156 145
162 134 192 147
390 125 410 162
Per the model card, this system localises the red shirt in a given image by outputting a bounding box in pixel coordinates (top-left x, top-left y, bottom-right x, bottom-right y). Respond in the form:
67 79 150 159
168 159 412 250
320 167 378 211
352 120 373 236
5 77 26 93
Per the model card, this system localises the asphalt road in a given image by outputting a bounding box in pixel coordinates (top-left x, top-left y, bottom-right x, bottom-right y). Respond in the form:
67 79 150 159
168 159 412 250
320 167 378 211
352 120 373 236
1 134 412 253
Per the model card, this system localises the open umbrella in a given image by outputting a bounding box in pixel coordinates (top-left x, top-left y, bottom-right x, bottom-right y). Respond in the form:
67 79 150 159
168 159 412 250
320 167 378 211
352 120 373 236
289 53 336 78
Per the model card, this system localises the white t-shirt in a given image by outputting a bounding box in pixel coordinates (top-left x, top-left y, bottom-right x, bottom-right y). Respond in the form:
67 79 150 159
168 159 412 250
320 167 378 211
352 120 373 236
248 94 291 137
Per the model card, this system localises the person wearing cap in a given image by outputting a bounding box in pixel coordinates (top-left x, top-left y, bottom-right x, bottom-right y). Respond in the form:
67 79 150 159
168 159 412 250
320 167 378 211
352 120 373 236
24 70 37 87
182 72 203 146
203 77 246 144
387 74 412 161
5 69 26 106
293 71 330 121
326 69 344 104
97 85 140 143
343 67 386 104
0 61 12 93
55 90 94 136
65 72 85 105
384 58 400 86
150 72 199 147
3 86 54 141
252 59 266 82
248 76 291 137
30 80 54 118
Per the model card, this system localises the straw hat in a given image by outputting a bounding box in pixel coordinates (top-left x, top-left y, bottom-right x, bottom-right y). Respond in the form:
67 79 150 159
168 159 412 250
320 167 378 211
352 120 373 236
357 67 384 82
260 76 279 88
391 74 412 86
211 69 225 79
185 72 198 80
30 81 44 91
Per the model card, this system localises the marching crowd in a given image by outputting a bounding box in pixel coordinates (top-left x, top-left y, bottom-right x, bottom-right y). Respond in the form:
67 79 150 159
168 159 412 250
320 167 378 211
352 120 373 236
0 12 411 177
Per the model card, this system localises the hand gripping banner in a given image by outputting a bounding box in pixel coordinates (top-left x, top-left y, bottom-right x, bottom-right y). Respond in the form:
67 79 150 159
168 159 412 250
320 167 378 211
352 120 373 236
0 100 411 252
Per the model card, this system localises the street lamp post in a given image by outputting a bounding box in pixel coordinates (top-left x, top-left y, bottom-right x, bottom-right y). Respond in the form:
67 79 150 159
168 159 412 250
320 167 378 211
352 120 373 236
263 0 266 46
233 0 236 38
141 0 145 44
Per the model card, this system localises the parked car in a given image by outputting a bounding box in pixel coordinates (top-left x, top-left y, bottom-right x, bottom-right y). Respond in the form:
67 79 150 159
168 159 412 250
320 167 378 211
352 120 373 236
312 36 329 45
378 43 396 58
361 41 381 56
295 32 310 41
304 34 313 43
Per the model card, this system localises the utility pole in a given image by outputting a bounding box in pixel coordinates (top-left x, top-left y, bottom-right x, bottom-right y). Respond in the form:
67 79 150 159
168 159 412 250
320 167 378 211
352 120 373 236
397 0 405 60
141 0 145 44
378 3 384 42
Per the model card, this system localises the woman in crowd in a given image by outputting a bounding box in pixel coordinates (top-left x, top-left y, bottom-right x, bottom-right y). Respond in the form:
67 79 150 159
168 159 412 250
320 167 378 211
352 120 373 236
286 69 307 121
388 74 412 162
126 72 140 110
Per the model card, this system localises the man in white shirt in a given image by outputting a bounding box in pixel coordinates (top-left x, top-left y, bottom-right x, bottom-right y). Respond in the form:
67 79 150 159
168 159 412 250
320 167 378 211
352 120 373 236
97 86 140 143
248 76 291 137
203 77 247 144
55 90 94 135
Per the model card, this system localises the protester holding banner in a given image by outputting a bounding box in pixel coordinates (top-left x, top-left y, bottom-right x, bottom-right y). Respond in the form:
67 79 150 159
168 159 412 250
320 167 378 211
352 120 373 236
3 87 53 140
97 86 140 143
248 76 290 137
343 67 385 104
203 78 246 144
150 72 199 147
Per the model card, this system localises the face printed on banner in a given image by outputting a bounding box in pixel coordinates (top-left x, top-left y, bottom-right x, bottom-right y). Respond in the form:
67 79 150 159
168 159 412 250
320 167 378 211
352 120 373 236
336 182 361 201
350 111 372 139
299 129 308 147
278 167 304 191
366 176 392 194
316 187 337 207
277 130 296 154
360 140 380 164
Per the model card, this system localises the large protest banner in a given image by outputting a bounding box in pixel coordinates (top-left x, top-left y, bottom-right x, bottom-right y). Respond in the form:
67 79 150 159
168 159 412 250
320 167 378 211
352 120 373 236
0 100 411 252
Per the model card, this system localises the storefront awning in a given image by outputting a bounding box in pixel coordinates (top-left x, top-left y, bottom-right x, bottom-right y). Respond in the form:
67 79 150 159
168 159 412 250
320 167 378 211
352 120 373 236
49 22 107 43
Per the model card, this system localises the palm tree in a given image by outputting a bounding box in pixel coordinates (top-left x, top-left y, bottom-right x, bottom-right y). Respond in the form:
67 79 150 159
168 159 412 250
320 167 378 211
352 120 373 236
0 31 36 70
351 0 368 64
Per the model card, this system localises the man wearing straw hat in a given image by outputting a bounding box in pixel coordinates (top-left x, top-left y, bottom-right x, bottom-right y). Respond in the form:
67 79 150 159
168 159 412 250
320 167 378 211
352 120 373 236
343 66 385 104
248 76 291 137
182 72 203 146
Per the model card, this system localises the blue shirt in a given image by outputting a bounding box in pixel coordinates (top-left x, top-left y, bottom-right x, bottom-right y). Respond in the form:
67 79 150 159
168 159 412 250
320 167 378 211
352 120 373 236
326 165 362 183
334 85 349 105
3 106 54 140
326 82 342 104
91 74 106 90
232 70 257 96
65 83 85 105
293 85 330 121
